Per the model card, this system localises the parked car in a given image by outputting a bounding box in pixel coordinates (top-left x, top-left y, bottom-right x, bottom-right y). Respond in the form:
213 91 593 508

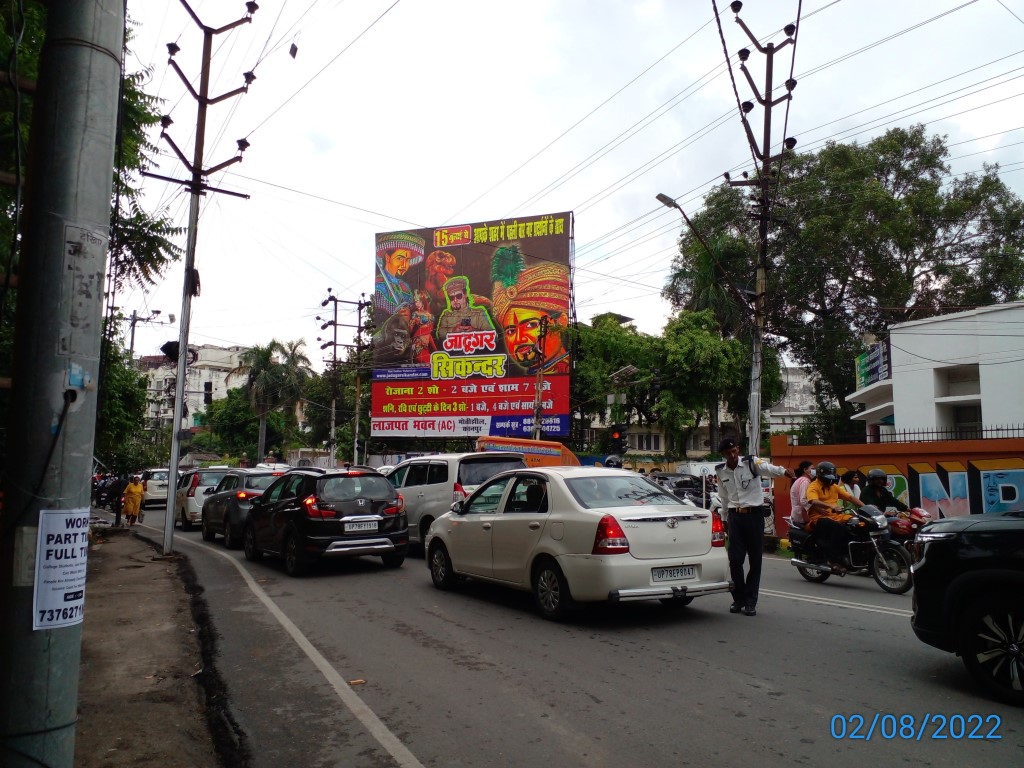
174 466 230 531
425 466 729 620
910 510 1024 705
200 467 288 548
243 467 408 576
140 468 170 509
386 452 527 548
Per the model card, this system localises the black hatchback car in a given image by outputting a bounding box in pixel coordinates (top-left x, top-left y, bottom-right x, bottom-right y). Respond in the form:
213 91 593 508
910 510 1024 705
201 468 288 549
243 467 408 576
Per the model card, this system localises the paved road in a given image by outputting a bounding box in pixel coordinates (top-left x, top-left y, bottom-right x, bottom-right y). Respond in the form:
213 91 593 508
129 506 1022 767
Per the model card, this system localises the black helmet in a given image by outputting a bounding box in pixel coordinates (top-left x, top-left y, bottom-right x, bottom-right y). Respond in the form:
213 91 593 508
604 454 623 468
867 468 887 481
816 461 838 483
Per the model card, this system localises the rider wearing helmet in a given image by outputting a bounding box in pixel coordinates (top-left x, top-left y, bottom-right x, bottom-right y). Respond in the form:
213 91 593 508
859 468 909 514
805 461 865 573
603 454 623 469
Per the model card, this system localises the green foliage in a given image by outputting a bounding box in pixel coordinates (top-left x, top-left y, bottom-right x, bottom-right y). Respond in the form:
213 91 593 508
666 125 1024 433
93 339 153 473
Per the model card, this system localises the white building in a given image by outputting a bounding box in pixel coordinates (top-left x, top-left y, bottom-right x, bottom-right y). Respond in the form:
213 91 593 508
846 302 1024 440
139 344 249 430
769 365 818 434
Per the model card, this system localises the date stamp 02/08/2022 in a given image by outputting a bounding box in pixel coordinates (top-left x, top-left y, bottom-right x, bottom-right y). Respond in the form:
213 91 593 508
830 713 1002 741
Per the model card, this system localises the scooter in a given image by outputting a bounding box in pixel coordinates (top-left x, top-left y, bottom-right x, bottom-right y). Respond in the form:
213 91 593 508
886 507 932 555
785 504 913 594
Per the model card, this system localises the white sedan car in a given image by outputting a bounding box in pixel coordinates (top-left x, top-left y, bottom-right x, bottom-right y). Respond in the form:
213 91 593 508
424 467 730 620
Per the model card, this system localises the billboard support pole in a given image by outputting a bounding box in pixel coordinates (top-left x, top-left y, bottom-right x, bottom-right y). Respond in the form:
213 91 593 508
530 316 550 440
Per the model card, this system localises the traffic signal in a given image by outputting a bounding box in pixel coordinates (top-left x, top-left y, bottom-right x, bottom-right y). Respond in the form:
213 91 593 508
610 425 627 454
203 381 213 405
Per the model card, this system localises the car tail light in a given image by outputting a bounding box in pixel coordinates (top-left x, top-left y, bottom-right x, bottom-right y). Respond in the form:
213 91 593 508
711 510 726 547
187 473 199 497
143 479 149 492
303 494 337 519
453 482 467 502
592 515 629 555
235 491 250 500
383 494 405 516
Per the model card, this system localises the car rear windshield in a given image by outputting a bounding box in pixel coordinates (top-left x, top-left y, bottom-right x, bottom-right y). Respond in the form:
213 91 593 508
147 471 168 482
318 475 395 501
458 458 526 487
245 473 281 491
198 471 228 487
566 476 684 509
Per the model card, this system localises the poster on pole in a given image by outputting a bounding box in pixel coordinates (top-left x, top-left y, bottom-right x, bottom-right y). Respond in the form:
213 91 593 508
370 211 574 438
32 508 90 630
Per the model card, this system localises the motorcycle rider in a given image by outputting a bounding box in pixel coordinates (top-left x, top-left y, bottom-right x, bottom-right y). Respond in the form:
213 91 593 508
859 468 909 514
805 461 864 574
788 461 815 525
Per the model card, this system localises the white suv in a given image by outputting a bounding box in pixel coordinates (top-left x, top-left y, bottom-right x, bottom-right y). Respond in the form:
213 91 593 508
175 466 230 530
386 452 526 547
141 468 170 509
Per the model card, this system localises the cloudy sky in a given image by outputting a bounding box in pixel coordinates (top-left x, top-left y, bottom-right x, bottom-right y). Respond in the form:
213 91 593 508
121 0 1024 371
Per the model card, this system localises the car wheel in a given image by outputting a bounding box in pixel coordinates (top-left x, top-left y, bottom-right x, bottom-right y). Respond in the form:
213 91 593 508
381 552 405 568
180 508 193 532
958 592 1024 706
243 523 263 562
283 532 307 577
201 513 216 542
533 559 572 621
871 545 912 594
428 543 457 590
659 596 695 608
797 565 831 583
223 520 241 550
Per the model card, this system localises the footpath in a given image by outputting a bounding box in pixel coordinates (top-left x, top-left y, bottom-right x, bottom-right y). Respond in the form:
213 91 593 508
75 519 243 767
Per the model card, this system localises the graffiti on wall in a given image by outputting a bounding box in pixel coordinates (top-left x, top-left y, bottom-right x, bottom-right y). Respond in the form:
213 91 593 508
840 458 1024 517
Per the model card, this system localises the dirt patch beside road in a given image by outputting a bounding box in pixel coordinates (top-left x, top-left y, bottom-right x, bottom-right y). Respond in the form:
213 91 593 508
76 527 248 767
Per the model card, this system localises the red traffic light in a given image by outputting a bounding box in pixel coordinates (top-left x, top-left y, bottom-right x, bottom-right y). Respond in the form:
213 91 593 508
611 431 622 440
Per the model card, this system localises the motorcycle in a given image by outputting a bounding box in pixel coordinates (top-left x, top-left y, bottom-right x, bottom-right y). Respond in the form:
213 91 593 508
785 504 913 594
886 506 932 555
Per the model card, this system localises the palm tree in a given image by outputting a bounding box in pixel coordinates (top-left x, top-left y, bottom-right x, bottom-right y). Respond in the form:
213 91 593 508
229 340 315 461
230 343 285 461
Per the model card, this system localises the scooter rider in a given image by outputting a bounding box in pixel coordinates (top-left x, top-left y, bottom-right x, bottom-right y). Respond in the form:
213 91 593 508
805 461 864 574
859 468 908 514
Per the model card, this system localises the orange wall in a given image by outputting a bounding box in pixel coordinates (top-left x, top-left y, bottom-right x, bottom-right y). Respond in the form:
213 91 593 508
768 434 1024 534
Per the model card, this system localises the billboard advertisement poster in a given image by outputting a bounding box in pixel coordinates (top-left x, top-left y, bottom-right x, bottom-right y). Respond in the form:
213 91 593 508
371 212 573 438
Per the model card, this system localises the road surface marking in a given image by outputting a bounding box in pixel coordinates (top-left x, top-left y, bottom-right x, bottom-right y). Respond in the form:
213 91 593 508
760 588 912 617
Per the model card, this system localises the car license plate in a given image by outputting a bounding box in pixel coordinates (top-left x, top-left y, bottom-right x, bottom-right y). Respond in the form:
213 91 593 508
652 565 696 582
344 520 377 533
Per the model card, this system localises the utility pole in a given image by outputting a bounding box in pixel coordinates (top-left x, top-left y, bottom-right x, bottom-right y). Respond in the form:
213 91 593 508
317 292 372 465
127 309 175 359
146 0 257 556
531 316 550 440
0 3 123 765
723 0 798 454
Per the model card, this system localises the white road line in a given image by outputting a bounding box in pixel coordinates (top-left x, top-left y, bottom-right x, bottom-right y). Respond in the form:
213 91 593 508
134 521 426 768
760 588 912 617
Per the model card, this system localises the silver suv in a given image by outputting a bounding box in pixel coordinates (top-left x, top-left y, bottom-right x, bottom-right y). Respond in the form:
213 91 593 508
175 466 230 530
386 452 526 547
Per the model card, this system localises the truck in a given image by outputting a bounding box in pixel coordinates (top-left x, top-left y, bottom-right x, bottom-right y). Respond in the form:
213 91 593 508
475 436 581 468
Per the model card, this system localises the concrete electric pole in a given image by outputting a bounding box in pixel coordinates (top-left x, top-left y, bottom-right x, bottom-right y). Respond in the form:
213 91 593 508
0 3 123 765
721 0 798 453
143 0 257 556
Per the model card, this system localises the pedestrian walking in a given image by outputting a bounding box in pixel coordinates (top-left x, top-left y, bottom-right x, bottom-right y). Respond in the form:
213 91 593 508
715 437 795 616
122 475 144 527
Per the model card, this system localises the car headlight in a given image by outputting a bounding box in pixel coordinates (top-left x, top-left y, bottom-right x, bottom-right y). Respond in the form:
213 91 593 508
915 530 957 544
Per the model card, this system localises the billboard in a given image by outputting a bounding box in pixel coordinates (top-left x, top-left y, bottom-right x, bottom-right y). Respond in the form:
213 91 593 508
855 339 891 390
371 211 573 438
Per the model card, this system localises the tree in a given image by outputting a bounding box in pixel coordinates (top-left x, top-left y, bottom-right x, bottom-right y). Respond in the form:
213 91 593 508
666 125 1024 438
229 339 313 460
93 337 151 473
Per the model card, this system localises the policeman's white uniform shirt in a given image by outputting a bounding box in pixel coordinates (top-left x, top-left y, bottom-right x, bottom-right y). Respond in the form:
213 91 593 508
716 456 789 510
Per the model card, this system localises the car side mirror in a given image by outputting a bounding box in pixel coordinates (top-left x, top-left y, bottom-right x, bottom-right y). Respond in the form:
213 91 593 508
450 500 464 515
